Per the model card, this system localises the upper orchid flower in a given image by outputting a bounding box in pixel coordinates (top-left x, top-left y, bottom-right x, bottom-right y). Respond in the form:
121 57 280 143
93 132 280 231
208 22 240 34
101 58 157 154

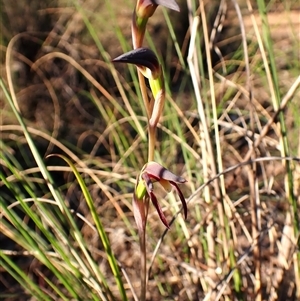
132 0 180 48
112 48 161 80
133 161 187 229
112 48 165 129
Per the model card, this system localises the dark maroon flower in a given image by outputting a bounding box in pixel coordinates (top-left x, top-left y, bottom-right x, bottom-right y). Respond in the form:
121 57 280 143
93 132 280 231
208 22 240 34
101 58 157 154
112 48 160 79
134 161 187 228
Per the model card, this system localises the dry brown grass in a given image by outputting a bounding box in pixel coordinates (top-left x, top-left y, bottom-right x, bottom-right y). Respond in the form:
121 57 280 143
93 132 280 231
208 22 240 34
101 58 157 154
1 0 299 300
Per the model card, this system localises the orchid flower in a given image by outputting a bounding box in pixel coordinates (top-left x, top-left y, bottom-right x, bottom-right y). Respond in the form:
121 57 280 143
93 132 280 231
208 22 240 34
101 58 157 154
132 0 180 48
133 161 187 229
131 0 179 138
113 1 185 299
112 48 164 129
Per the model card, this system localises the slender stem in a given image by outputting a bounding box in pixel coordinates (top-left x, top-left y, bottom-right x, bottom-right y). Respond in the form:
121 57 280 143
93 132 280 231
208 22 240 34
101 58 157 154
134 47 151 301
132 9 157 300
139 197 149 301
136 62 152 300
148 125 156 162
139 228 147 301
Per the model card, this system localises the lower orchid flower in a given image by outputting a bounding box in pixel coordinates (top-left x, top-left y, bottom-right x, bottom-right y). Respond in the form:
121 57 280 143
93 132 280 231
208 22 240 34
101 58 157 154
133 161 187 229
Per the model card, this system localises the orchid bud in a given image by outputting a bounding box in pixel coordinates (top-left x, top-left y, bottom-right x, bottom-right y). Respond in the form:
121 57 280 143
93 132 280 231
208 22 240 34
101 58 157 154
132 0 180 48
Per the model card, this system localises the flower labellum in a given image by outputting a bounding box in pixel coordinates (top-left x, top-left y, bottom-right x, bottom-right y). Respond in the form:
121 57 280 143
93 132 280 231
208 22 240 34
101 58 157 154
112 48 160 79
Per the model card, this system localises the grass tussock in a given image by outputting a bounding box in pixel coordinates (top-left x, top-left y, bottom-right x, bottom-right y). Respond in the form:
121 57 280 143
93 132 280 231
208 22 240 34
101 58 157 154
1 0 300 300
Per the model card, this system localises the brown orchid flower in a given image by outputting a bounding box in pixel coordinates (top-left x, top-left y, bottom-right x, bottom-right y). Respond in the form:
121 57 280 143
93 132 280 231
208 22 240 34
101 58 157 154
133 161 187 229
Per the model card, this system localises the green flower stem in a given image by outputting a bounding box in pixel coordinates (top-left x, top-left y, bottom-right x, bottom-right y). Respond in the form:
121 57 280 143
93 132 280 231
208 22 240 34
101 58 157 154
148 124 156 161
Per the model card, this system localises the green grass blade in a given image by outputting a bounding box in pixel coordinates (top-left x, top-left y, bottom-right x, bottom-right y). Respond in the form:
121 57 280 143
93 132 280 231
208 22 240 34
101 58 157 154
53 154 128 301
0 251 51 301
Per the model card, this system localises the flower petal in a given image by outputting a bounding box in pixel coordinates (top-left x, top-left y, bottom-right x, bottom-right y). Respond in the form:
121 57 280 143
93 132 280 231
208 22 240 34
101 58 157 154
149 191 170 228
133 192 147 233
136 0 157 18
142 172 170 228
153 0 180 12
159 178 172 192
136 0 180 15
145 161 186 184
171 181 187 219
